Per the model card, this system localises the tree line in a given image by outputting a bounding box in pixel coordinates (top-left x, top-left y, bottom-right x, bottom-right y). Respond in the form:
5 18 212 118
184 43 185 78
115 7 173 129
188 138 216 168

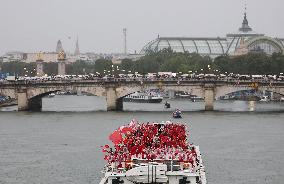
0 49 283 76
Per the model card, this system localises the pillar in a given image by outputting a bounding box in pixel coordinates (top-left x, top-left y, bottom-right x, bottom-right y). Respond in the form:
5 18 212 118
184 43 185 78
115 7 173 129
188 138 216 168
168 90 175 99
58 61 66 76
36 60 44 77
17 89 28 111
204 84 215 111
106 88 123 111
17 88 42 111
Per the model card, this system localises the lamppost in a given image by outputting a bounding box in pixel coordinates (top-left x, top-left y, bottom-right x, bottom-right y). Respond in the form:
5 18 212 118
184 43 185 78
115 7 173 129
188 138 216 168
207 65 211 73
111 65 114 77
214 69 219 75
33 68 36 76
188 71 193 78
113 65 120 77
23 67 29 77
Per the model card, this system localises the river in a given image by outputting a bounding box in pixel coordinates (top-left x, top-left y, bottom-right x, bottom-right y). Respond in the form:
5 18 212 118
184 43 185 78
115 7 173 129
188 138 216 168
0 96 283 184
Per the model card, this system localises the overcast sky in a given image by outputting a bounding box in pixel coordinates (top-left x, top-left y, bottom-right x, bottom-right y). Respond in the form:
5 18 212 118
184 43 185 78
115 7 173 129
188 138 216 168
0 0 283 55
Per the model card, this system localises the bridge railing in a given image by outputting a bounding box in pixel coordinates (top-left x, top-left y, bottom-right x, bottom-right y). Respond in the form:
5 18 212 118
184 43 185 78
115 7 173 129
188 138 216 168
1 77 284 86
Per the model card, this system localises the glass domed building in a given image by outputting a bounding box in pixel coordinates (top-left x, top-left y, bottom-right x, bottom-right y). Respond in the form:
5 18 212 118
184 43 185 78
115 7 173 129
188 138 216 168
140 13 284 58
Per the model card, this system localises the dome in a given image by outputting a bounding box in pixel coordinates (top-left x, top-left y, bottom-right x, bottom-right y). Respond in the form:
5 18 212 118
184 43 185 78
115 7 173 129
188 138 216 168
140 37 227 58
140 12 284 57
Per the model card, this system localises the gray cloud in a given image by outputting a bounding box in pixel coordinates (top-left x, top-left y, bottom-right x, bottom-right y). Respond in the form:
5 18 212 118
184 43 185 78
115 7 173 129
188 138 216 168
0 0 283 55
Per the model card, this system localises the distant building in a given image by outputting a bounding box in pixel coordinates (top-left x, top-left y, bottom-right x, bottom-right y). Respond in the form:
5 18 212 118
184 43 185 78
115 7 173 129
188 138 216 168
141 12 284 58
74 37 80 56
56 40 64 53
1 52 24 62
112 54 143 64
24 52 58 63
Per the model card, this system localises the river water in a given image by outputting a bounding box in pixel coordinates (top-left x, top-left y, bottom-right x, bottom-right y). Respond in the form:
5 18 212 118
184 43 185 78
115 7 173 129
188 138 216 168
0 96 283 184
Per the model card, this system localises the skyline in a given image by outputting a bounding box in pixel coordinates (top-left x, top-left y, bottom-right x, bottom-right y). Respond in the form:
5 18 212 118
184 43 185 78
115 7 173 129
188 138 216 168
0 0 283 55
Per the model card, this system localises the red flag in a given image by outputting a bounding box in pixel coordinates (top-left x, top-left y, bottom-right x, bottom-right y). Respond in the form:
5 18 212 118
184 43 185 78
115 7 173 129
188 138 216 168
109 130 122 144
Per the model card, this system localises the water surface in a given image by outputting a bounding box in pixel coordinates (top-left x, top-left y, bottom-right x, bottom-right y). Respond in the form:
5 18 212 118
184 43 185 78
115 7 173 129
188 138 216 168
0 96 283 184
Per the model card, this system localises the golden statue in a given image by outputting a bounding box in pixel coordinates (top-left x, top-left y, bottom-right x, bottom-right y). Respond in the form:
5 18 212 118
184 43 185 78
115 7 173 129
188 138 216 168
36 52 44 61
58 50 66 60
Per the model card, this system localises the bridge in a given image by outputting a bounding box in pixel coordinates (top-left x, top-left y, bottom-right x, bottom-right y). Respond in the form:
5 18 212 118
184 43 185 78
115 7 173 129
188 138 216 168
1 78 284 111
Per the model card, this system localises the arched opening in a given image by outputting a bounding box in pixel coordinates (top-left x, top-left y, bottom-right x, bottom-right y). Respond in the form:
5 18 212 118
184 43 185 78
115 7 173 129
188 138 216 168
119 88 205 111
246 37 284 55
28 90 61 111
0 94 16 108
218 89 261 101
218 89 284 102
28 89 106 112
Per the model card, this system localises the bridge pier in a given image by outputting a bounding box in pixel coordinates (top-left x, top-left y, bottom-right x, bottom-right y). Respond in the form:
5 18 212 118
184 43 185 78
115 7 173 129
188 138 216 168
17 89 29 111
106 88 123 111
17 89 42 111
204 84 215 111
168 90 175 99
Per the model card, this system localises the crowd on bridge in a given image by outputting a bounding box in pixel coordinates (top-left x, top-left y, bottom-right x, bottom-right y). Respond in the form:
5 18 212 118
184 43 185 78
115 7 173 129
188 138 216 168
0 72 284 84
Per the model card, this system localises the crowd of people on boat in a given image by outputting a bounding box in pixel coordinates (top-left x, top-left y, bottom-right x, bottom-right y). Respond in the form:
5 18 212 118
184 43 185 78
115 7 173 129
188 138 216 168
101 120 197 171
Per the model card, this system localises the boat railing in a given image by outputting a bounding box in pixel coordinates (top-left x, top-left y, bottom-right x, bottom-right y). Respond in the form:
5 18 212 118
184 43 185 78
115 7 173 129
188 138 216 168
105 158 197 174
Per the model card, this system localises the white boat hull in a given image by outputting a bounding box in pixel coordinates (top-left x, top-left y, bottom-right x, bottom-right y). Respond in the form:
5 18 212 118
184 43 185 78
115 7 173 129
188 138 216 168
100 146 206 184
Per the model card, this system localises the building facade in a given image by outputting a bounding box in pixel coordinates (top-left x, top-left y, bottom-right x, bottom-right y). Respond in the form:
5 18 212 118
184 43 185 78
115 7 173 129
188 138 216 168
140 13 284 58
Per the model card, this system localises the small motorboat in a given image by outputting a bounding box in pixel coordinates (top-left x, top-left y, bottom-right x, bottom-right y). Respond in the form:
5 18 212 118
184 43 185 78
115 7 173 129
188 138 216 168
47 93 55 98
164 101 171 108
173 109 182 118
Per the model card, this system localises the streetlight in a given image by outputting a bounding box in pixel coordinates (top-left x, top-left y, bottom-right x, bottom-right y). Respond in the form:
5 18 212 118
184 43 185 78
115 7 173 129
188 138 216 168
207 65 211 73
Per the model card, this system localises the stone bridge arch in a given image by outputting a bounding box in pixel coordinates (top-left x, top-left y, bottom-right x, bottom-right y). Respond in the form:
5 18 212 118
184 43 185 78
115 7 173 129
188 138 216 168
107 83 205 111
215 85 284 100
0 88 17 99
258 86 284 96
115 83 205 99
26 85 105 100
215 85 253 99
17 85 106 111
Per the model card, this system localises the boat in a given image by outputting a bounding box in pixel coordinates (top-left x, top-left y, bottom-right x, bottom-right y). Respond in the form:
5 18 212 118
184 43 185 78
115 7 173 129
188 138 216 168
176 92 191 98
47 93 55 98
173 109 182 118
259 95 270 102
164 101 171 108
190 95 204 102
100 120 207 184
124 91 163 103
